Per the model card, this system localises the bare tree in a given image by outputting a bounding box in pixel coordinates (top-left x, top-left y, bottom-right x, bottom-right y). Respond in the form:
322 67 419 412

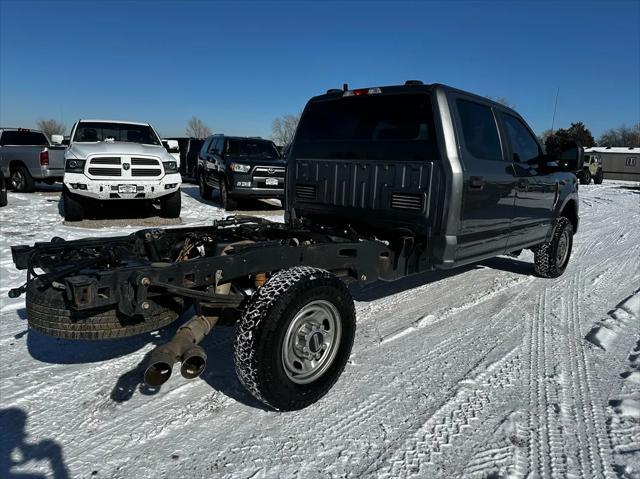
36 119 66 140
185 116 212 139
271 113 301 147
598 123 640 147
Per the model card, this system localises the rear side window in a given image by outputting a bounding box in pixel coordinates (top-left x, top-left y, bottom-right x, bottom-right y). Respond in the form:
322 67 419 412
456 99 502 161
502 114 540 163
1 130 48 146
295 93 438 161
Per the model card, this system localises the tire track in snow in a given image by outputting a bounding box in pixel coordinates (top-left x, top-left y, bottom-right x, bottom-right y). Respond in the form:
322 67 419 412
375 348 523 478
523 290 567 478
563 272 616 478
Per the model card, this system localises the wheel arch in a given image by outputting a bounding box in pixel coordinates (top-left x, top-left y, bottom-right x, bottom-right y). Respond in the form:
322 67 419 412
560 198 578 234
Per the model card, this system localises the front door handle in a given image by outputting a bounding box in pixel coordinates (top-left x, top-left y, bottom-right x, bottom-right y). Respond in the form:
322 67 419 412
469 176 485 189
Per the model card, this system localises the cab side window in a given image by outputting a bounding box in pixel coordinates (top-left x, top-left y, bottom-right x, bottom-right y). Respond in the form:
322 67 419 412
456 99 502 161
502 114 540 163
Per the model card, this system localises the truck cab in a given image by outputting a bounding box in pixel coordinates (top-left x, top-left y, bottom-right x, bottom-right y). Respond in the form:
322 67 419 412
287 82 580 273
62 119 182 221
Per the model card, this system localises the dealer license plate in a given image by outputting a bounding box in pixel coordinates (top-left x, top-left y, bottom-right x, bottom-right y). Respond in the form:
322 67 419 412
119 184 137 194
265 178 278 186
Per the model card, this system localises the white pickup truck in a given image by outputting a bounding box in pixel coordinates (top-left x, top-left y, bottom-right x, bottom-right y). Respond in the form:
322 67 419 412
63 119 182 221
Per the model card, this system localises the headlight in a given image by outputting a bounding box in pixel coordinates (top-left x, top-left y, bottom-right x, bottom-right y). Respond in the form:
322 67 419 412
229 163 250 173
163 161 178 173
65 159 86 173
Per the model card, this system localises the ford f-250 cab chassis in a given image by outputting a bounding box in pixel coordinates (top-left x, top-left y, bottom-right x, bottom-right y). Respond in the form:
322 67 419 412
9 82 582 411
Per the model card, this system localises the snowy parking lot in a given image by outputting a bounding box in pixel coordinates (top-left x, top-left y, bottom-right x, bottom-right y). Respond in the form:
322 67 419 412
1 182 639 478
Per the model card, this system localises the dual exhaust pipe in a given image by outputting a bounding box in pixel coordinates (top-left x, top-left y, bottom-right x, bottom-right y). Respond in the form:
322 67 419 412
144 314 217 387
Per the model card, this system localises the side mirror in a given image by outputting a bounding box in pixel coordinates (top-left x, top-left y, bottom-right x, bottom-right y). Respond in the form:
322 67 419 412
51 134 64 145
557 141 583 172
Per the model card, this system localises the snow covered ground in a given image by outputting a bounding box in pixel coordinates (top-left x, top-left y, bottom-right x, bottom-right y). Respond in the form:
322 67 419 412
1 182 639 479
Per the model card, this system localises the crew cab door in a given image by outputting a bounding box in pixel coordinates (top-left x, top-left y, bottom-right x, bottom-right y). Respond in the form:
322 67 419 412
498 112 557 249
452 97 517 261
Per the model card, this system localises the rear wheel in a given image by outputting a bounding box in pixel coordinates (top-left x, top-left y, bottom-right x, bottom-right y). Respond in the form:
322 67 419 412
234 267 356 411
533 217 573 278
63 187 85 221
0 174 7 207
199 171 212 199
579 169 591 185
220 180 238 210
593 169 604 184
10 166 35 193
160 190 181 218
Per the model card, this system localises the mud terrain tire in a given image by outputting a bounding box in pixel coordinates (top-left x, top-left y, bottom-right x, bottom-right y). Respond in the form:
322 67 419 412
533 217 574 278
26 279 185 339
234 267 356 411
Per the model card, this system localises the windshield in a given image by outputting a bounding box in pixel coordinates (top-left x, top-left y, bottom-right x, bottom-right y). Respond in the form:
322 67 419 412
295 93 438 161
72 122 161 145
227 139 280 159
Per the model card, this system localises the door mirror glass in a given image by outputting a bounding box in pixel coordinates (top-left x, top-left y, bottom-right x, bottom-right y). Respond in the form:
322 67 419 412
557 141 583 172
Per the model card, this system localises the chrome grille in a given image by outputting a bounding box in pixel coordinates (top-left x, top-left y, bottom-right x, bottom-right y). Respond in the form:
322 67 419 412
391 193 423 211
255 166 285 176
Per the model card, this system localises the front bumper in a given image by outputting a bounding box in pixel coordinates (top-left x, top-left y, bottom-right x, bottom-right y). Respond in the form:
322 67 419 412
228 172 285 198
63 173 182 200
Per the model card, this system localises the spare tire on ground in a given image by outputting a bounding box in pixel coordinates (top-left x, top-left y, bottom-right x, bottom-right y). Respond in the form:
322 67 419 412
25 279 185 340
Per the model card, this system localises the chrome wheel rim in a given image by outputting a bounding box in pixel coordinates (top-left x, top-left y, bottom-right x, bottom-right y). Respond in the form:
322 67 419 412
556 229 570 267
282 300 342 384
11 171 24 190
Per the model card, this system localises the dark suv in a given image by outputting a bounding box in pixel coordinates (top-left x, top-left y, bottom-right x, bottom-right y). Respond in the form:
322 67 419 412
197 135 285 209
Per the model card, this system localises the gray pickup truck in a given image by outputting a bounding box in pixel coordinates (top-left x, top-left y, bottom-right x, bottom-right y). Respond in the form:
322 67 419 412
10 82 581 411
0 128 66 192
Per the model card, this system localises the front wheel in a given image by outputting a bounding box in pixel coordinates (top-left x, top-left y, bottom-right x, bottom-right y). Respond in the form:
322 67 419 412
160 190 181 218
220 180 237 210
63 187 85 221
234 267 356 411
533 217 574 278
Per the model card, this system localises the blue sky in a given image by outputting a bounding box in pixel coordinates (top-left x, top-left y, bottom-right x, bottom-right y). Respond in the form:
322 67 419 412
1 1 638 139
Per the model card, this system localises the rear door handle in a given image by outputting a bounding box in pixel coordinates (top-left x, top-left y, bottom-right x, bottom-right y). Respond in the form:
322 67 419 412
469 176 485 189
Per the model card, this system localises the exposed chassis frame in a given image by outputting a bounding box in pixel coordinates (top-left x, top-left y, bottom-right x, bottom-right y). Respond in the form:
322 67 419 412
11 217 401 317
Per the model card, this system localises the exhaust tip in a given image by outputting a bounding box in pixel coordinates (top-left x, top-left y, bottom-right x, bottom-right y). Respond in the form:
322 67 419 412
180 346 207 380
144 361 173 386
